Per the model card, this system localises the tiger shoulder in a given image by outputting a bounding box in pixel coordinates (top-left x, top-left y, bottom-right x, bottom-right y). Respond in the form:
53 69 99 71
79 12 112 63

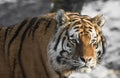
0 9 106 78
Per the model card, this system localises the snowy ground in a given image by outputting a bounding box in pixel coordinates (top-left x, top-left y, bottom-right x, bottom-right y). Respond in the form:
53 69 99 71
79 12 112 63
0 0 120 78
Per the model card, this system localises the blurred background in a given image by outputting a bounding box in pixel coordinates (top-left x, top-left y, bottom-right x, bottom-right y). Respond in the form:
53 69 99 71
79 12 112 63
0 0 120 78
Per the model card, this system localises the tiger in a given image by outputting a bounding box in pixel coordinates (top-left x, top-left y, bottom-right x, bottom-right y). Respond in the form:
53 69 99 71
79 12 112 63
0 9 106 78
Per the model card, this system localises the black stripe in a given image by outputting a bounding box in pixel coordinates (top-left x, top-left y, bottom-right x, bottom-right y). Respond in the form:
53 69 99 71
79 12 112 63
18 17 38 78
3 27 9 49
72 21 81 26
32 18 42 40
13 59 16 78
75 29 79 32
45 19 52 31
37 41 50 78
66 30 74 46
27 17 38 37
32 18 51 40
7 19 28 56
53 26 70 51
62 36 66 50
8 26 14 34
55 71 61 78
67 43 71 48
54 31 64 51
7 19 28 78
66 31 73 47
3 27 9 59
73 26 79 29
40 52 50 78
102 36 106 54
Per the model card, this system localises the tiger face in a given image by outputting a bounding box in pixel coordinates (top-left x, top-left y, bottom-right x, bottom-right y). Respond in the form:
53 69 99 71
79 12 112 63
48 9 106 77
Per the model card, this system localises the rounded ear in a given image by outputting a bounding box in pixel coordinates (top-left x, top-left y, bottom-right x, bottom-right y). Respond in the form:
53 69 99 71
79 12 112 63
55 9 68 27
92 14 105 27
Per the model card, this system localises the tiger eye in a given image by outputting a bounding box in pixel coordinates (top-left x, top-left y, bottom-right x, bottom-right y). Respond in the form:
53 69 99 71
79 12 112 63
95 44 98 49
70 39 76 43
62 52 69 57
97 51 101 56
60 51 69 57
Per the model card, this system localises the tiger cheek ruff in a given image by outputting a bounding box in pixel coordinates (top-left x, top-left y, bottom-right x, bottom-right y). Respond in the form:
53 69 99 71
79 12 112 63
0 9 106 78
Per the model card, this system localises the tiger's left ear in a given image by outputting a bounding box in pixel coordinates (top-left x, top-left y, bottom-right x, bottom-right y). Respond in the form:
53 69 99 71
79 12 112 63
92 14 105 27
56 9 69 27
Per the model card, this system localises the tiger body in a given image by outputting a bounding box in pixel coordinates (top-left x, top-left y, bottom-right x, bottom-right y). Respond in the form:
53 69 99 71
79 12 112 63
0 10 106 78
0 14 58 78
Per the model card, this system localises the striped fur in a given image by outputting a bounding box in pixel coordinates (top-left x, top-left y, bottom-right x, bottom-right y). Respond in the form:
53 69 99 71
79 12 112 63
0 10 106 78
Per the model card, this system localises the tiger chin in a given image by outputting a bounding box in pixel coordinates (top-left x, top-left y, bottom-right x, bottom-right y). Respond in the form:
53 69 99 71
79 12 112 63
48 9 106 78
0 9 106 78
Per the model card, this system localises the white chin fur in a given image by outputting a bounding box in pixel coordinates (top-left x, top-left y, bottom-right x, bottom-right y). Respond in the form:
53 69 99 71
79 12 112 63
76 67 92 73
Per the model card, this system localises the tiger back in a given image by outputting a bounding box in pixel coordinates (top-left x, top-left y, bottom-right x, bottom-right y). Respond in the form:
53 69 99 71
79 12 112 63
0 9 106 78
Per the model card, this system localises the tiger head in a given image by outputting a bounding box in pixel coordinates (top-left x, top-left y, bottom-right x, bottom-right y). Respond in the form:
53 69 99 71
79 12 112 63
48 9 106 77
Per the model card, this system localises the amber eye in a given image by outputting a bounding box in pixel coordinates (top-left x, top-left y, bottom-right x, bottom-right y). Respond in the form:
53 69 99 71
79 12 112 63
92 39 97 44
97 51 101 57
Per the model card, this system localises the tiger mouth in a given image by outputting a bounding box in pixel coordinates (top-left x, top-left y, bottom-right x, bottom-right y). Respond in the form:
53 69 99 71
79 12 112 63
64 59 96 73
75 66 92 73
71 65 95 73
63 66 93 77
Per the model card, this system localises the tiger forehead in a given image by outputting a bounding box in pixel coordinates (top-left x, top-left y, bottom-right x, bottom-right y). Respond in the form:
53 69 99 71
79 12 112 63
66 13 94 30
66 13 93 26
66 13 91 20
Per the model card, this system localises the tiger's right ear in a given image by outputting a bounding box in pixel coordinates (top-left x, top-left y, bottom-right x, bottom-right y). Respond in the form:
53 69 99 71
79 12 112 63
56 9 69 27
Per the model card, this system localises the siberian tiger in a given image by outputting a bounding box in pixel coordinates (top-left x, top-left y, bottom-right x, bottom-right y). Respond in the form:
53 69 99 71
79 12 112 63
0 9 106 78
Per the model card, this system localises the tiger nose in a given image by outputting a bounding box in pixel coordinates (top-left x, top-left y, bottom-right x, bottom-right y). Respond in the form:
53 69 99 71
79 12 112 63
80 57 92 63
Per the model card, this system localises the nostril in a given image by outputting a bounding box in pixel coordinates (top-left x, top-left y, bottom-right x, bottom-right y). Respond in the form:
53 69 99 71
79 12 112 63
80 57 92 62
